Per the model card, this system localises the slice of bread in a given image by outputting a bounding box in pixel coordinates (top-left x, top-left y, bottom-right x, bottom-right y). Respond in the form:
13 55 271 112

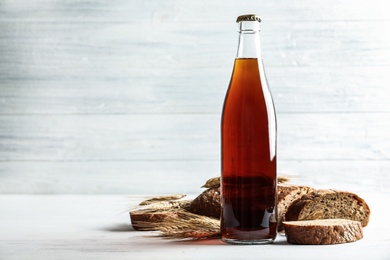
283 219 363 245
130 210 176 230
130 200 192 230
285 189 370 227
277 184 315 233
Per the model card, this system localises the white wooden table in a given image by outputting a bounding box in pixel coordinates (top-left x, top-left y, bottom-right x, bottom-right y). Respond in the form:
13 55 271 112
1 194 389 259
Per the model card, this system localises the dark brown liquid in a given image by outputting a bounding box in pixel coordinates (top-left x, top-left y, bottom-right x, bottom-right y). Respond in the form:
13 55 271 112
221 176 276 241
221 58 277 242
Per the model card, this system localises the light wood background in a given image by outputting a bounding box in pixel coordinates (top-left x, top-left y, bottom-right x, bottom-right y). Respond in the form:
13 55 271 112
0 0 389 194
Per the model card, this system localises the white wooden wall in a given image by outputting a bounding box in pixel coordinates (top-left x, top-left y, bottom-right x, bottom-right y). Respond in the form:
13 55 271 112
0 0 389 194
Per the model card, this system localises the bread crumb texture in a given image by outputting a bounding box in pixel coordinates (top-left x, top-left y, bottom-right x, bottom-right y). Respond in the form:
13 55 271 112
285 189 370 227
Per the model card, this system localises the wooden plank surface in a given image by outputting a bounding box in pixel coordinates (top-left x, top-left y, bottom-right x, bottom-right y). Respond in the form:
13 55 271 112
1 194 388 259
0 0 387 22
0 114 388 161
0 20 389 80
0 161 388 194
0 0 389 194
0 66 388 114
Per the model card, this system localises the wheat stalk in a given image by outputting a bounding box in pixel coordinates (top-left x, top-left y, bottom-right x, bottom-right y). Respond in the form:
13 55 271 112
131 205 220 239
131 175 291 239
157 210 220 239
201 175 291 188
139 194 187 206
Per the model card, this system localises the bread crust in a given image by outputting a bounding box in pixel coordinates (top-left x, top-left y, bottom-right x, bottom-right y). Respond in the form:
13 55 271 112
130 200 191 230
188 188 221 219
130 210 176 230
285 189 370 227
277 184 315 232
283 219 363 245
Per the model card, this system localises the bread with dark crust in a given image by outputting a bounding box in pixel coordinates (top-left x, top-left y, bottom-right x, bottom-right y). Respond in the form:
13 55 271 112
283 219 363 245
188 187 221 219
277 184 315 232
285 189 370 227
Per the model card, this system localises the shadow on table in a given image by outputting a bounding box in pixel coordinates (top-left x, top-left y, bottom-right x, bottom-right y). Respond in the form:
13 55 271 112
167 238 290 246
102 224 290 246
103 224 135 232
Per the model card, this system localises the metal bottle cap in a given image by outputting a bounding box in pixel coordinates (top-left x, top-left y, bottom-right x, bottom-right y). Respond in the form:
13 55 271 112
236 14 261 23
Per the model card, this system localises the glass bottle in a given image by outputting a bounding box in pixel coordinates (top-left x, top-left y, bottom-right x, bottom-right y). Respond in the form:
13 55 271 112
220 14 277 245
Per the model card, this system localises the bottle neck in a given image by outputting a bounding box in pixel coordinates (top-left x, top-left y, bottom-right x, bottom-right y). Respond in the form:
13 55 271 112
236 21 262 59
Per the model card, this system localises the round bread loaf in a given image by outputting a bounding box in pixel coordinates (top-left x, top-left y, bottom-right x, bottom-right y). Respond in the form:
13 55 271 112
188 188 221 219
188 184 313 221
285 189 370 227
283 219 363 245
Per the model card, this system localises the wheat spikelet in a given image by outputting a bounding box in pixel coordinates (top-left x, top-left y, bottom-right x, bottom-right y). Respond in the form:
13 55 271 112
201 175 291 188
131 199 220 239
277 176 290 184
155 210 220 239
139 194 187 206
201 177 220 188
131 175 292 239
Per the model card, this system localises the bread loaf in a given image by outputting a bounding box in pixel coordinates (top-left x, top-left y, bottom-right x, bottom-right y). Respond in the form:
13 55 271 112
130 200 191 230
130 179 371 240
189 183 312 222
277 184 315 233
283 219 363 245
285 189 370 227
188 188 221 219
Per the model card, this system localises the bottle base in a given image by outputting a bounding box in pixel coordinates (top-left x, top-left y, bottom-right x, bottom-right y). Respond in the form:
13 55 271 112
222 237 275 245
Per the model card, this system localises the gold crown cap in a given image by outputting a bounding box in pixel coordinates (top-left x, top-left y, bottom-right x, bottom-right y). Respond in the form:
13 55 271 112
236 14 261 23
